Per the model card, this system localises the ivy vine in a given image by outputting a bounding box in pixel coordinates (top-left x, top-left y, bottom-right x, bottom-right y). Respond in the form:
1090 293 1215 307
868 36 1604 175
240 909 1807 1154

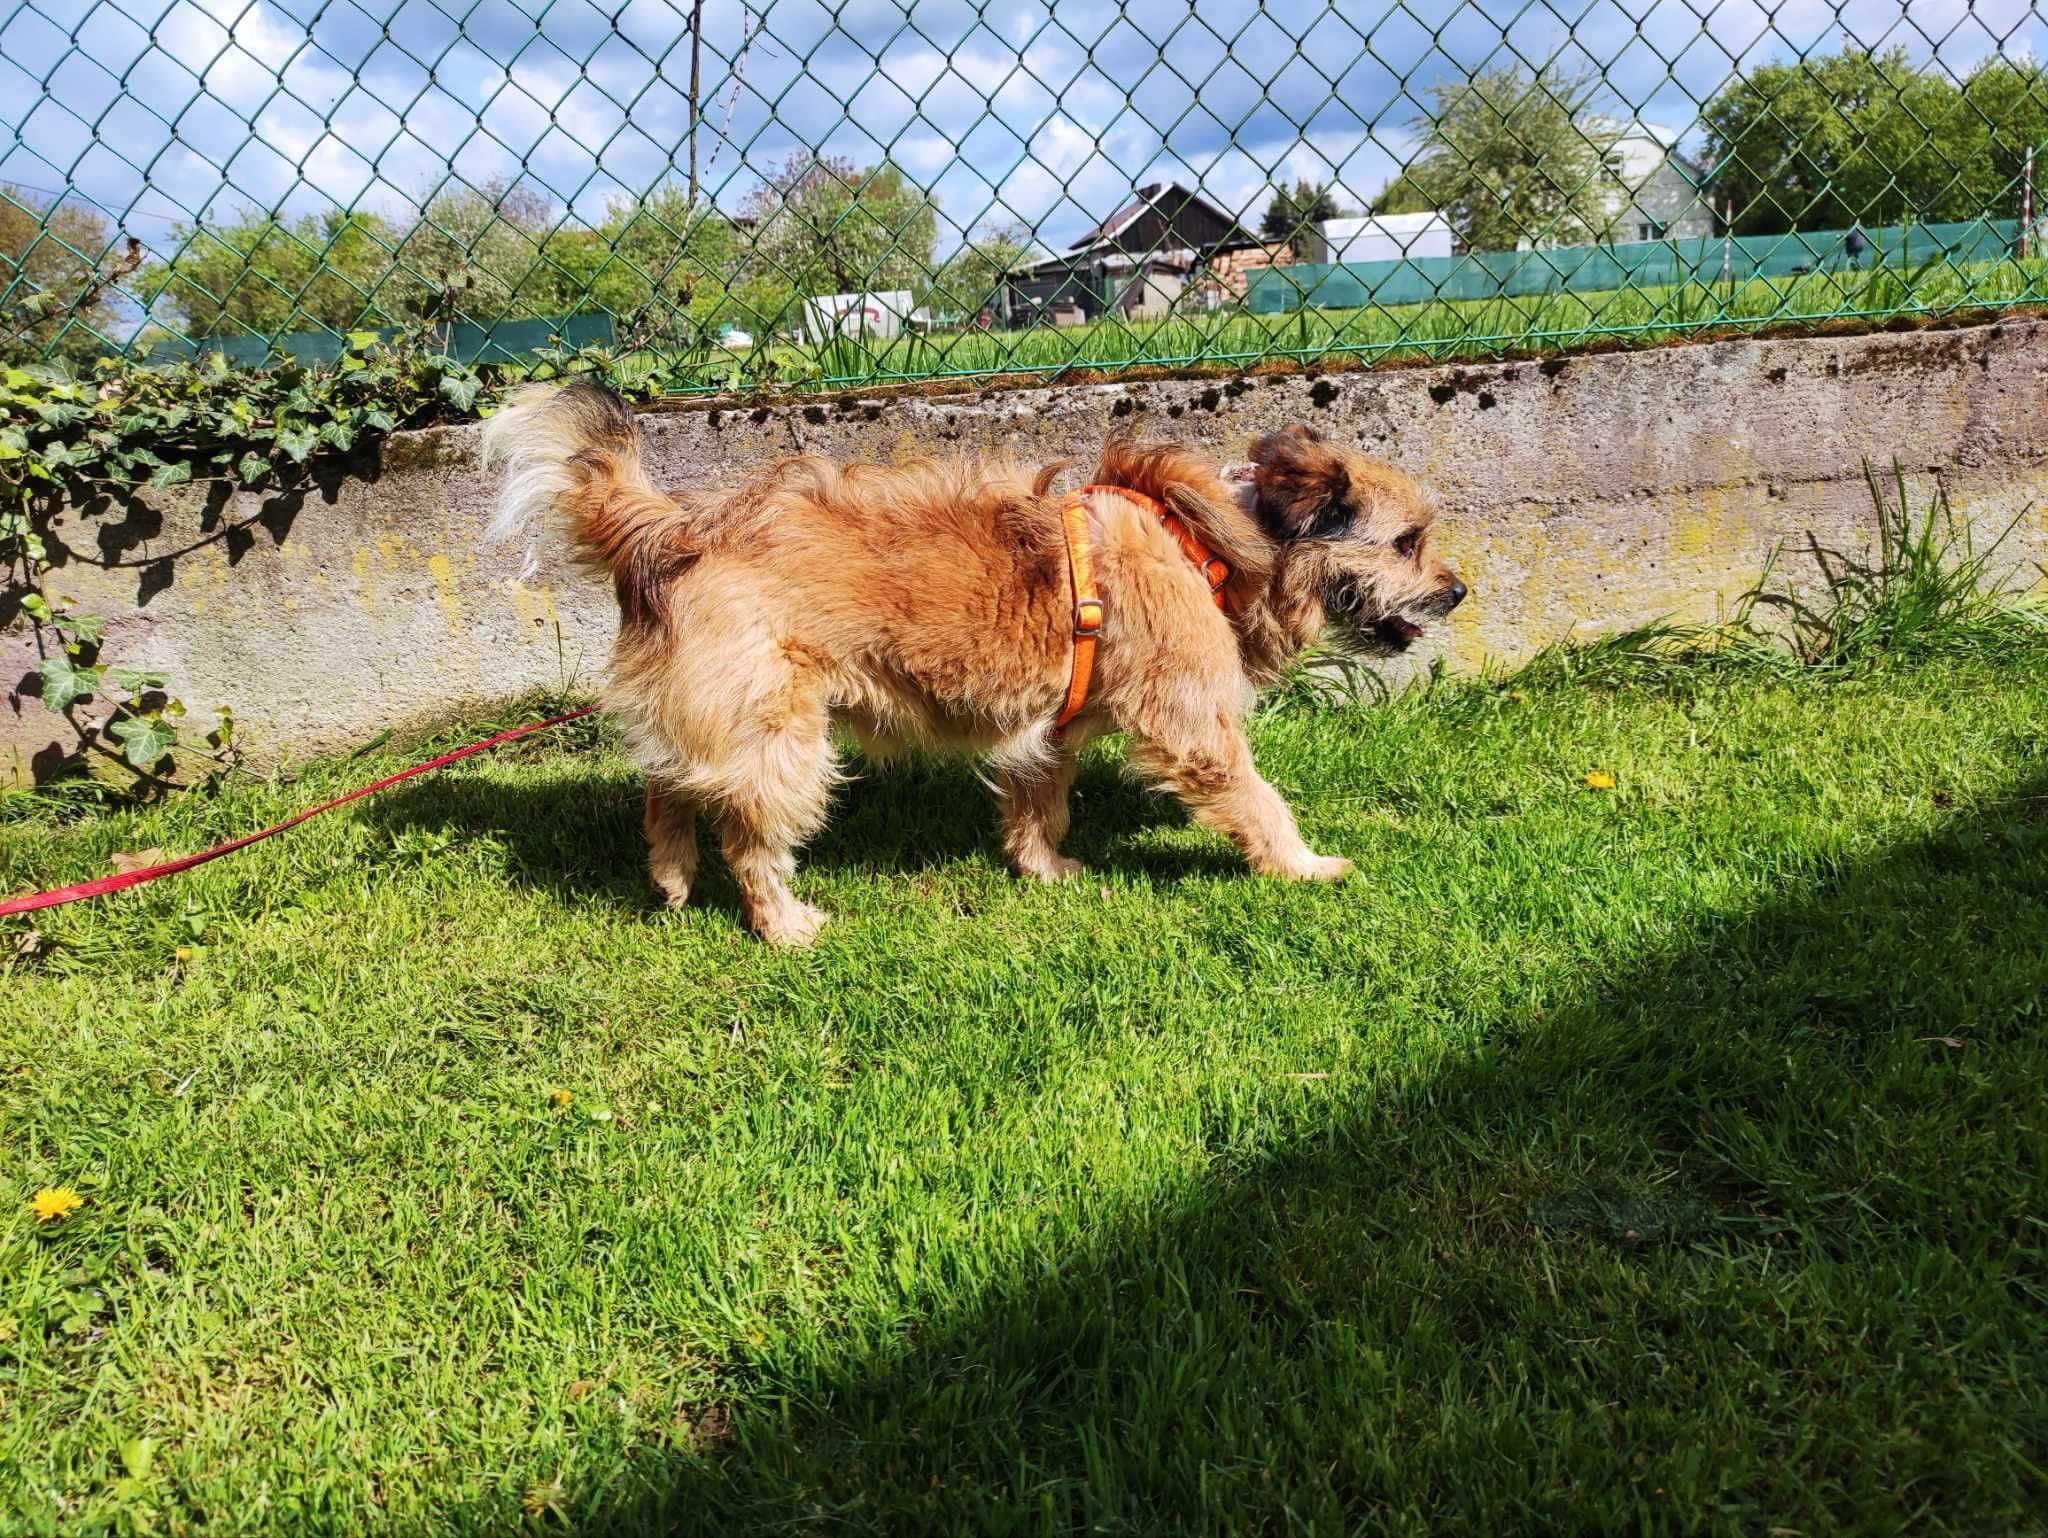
2 328 658 788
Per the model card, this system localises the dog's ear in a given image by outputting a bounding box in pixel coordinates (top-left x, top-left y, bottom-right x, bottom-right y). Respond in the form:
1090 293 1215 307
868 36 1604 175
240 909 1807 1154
1249 426 1351 538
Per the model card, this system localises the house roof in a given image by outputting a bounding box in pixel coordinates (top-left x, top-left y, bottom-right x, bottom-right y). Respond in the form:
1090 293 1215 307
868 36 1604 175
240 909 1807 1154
1010 246 1201 277
1589 119 1709 186
1065 182 1252 252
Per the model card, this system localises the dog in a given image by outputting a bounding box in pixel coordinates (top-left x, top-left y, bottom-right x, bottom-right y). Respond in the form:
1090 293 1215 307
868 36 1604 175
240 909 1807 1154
482 382 1465 943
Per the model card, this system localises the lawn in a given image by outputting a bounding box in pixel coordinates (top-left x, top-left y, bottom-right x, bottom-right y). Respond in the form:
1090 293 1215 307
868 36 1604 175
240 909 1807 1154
4 613 2047 1533
648 255 2048 394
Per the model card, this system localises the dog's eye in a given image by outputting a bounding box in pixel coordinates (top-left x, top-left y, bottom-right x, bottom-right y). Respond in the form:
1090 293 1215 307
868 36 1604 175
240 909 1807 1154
1392 529 1421 558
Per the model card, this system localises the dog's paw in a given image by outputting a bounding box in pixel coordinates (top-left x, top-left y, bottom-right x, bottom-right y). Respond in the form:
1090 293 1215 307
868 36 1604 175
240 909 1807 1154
1296 854 1355 882
756 901 828 947
1015 854 1084 883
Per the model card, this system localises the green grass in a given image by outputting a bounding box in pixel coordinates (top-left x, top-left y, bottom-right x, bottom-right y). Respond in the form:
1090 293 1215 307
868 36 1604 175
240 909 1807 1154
5 623 2048 1533
644 255 2048 395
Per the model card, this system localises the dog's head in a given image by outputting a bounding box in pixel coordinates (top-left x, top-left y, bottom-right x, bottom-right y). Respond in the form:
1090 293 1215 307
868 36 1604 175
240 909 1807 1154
1245 424 1465 653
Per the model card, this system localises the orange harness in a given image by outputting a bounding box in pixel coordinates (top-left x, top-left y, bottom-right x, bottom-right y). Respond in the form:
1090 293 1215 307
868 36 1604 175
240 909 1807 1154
1055 483 1231 734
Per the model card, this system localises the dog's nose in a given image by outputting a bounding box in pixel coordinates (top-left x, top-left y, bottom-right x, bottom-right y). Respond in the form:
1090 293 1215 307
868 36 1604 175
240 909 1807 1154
1443 579 1468 611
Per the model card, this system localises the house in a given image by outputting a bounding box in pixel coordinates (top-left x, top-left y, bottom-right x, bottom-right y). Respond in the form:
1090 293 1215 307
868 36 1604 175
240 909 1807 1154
1601 122 1714 242
1319 212 1455 264
1003 183 1257 323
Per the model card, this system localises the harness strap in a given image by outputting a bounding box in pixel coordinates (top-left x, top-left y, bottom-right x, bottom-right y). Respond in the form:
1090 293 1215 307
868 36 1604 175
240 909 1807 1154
1054 488 1104 735
1053 483 1232 736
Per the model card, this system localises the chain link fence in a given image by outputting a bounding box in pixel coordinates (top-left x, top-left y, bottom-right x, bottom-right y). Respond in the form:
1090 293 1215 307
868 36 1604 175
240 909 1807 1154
2 0 2044 392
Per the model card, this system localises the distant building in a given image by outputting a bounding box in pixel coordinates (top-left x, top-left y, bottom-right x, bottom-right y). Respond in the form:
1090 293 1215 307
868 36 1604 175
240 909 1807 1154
1194 240 1294 307
1003 183 1258 323
1599 122 1714 242
1319 212 1455 264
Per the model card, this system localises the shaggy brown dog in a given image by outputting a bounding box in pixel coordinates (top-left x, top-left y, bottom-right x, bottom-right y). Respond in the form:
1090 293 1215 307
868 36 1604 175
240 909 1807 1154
482 382 1465 943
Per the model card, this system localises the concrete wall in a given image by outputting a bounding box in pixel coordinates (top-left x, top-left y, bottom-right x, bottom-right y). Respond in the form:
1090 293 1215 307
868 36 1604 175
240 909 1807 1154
7 320 2047 783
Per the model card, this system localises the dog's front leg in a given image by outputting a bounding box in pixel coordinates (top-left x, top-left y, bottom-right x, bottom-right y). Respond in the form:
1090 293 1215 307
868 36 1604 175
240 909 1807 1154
643 783 700 907
996 724 1099 882
1131 713 1351 881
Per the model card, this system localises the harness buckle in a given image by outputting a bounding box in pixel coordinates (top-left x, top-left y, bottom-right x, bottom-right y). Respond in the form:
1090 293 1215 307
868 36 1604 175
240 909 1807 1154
1074 597 1104 637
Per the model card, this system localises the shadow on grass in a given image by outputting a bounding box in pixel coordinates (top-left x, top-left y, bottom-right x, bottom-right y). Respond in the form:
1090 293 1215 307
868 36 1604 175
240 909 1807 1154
366 750 1234 923
508 768 2048 1534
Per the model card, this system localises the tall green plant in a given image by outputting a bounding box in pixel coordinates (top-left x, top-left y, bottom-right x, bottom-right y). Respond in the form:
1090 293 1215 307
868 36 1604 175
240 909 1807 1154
1739 463 2042 671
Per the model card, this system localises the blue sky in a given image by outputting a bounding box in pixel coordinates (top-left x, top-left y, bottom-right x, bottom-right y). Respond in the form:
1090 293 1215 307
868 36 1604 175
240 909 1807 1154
3 0 2043 269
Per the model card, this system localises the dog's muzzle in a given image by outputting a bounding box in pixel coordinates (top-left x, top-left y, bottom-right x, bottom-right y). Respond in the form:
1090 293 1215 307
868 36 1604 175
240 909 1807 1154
1338 576 1465 651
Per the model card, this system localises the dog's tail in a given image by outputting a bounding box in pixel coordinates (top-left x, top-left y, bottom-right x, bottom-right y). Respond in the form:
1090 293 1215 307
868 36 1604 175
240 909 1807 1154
1091 433 1273 590
481 380 694 605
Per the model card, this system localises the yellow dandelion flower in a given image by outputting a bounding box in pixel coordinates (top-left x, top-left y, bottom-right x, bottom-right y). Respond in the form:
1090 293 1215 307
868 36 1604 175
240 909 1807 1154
521 1480 566 1518
1583 771 1616 790
549 1089 572 1108
31 1186 83 1223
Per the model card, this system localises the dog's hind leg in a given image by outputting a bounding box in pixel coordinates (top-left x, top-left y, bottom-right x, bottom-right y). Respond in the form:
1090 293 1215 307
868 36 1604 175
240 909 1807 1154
1127 708 1351 882
713 690 836 946
996 724 1098 882
643 782 700 907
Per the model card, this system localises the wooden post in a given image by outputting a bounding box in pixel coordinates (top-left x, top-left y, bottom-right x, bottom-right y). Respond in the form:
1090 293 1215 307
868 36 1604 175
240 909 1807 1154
2024 146 2035 262
686 0 706 209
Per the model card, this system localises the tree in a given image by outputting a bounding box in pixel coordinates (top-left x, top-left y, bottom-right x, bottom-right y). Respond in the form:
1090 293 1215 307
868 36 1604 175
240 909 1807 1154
1701 46 2048 235
1387 65 1620 252
1 187 125 357
1259 179 1342 258
143 208 403 338
592 183 740 342
394 181 568 323
739 153 938 303
922 220 1031 320
1370 170 1435 218
1953 56 2048 221
1702 48 1954 235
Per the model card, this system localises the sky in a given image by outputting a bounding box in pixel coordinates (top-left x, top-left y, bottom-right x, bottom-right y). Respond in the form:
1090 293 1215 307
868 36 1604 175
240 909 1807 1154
3 0 2044 277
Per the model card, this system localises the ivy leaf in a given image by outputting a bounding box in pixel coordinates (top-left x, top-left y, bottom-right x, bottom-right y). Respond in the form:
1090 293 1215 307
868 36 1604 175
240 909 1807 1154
38 653 101 712
109 714 177 769
62 612 106 646
237 452 269 483
317 419 354 452
363 407 397 433
34 399 88 427
437 371 480 412
276 426 316 463
108 667 169 694
149 461 194 490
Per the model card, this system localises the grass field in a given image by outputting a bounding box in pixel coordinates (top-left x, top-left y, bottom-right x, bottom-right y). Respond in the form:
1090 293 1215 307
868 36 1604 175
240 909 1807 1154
650 254 2048 394
5 560 2048 1532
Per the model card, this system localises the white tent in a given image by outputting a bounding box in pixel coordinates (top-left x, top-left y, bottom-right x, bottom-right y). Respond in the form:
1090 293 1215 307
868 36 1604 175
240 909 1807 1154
1319 213 1454 263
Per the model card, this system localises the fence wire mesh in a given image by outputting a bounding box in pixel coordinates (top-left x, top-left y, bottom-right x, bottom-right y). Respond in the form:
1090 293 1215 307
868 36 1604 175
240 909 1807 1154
2 0 2044 392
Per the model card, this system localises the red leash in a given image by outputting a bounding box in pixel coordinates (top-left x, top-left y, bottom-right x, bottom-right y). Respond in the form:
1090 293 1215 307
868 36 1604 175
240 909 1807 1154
0 706 599 918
